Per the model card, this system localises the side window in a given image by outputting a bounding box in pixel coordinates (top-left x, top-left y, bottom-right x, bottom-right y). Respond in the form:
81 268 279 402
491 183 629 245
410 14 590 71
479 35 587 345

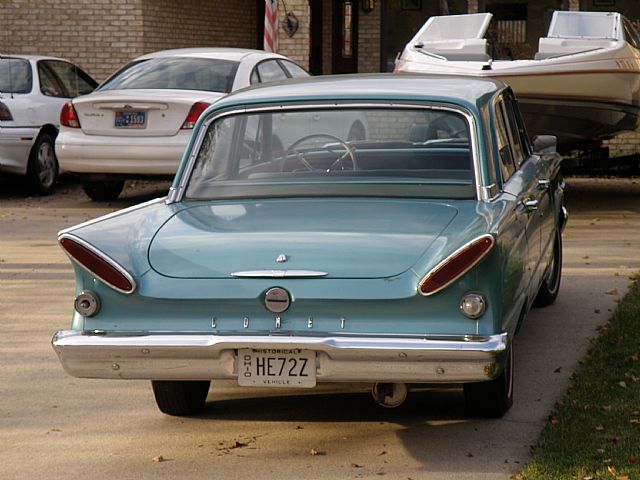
280 60 310 79
45 61 97 97
255 60 289 84
37 63 66 97
250 68 260 85
495 100 516 183
503 96 528 165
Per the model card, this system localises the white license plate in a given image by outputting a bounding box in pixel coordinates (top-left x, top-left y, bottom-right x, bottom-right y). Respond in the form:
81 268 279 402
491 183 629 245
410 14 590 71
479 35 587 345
237 348 316 388
115 111 146 129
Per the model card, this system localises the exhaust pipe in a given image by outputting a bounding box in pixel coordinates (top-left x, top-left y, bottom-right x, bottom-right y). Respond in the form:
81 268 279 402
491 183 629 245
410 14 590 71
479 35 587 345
372 382 408 408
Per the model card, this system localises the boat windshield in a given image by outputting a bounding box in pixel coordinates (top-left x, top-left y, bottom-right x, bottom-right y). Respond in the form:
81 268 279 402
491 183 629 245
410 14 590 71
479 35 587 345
185 107 476 200
548 11 619 40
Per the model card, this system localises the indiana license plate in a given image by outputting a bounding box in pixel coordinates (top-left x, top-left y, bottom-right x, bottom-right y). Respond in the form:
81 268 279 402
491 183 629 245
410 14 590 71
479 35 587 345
237 348 316 388
114 111 146 128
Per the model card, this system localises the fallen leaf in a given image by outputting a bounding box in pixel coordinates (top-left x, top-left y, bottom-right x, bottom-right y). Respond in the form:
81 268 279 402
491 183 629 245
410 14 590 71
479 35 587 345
619 381 628 389
379 450 387 456
629 456 638 464
629 419 640 424
231 441 248 449
596 425 605 431
608 466 618 476
554 366 562 373
152 455 165 463
351 463 363 468
594 309 601 313
606 288 620 295
309 448 324 456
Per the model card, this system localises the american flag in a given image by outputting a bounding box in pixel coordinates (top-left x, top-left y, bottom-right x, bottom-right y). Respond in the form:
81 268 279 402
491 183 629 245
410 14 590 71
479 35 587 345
264 0 279 52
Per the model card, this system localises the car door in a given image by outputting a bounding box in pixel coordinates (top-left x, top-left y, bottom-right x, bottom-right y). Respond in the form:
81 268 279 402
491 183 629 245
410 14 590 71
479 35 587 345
495 94 544 298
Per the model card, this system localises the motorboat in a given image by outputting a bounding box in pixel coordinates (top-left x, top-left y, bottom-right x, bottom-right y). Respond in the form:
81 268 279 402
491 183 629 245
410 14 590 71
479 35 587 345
395 11 640 151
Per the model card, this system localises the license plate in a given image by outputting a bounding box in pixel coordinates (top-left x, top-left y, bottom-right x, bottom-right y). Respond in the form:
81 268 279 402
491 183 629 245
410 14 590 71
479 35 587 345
114 111 146 129
237 348 316 388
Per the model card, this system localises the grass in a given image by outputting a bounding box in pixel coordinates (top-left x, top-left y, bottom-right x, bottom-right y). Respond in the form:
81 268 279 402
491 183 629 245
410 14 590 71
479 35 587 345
517 277 640 480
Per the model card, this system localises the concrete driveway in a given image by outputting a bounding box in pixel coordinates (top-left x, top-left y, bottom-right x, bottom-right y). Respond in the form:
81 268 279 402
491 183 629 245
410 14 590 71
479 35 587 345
1 177 639 479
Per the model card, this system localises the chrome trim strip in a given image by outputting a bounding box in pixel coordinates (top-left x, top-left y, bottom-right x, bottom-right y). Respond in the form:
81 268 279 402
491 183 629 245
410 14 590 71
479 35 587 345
52 330 508 383
418 233 495 296
58 233 137 295
231 270 328 278
170 102 484 204
58 197 166 235
560 206 569 233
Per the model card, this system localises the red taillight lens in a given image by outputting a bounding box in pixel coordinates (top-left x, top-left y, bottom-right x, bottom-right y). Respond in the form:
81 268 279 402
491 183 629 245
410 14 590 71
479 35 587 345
60 102 81 128
59 235 135 293
181 102 210 129
419 235 495 296
0 101 13 121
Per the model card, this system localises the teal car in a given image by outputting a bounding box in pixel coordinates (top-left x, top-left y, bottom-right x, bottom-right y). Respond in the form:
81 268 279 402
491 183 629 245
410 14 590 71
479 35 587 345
52 74 566 418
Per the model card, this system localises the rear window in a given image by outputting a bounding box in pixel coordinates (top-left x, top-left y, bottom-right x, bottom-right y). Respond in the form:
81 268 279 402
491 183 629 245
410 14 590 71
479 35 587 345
186 106 475 200
0 58 32 94
98 57 239 93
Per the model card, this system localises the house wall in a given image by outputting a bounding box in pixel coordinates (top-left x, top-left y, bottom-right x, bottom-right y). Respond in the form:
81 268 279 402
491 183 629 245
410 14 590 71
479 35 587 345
0 0 144 81
275 0 311 70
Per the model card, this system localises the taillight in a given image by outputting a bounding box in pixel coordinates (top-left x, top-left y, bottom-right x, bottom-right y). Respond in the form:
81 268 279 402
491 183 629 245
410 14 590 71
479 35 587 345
59 234 135 294
181 102 210 129
0 101 12 121
60 102 81 128
419 234 495 296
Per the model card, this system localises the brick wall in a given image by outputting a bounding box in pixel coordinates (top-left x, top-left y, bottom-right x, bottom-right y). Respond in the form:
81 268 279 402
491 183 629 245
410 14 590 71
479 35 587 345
0 0 144 81
358 3 382 73
141 0 257 55
276 0 311 69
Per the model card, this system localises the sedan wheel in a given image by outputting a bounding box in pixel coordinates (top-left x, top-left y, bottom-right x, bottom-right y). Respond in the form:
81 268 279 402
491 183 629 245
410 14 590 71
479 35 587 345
533 228 562 308
27 133 58 195
82 180 125 201
463 344 513 418
151 380 211 416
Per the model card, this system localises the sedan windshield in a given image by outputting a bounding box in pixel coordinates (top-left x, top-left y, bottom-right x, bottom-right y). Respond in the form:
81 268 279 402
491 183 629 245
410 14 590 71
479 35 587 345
0 58 32 94
98 57 239 93
186 106 475 200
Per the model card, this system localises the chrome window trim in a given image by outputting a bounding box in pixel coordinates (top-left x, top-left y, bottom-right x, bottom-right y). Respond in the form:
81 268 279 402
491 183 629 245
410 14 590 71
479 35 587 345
58 233 137 295
167 102 490 204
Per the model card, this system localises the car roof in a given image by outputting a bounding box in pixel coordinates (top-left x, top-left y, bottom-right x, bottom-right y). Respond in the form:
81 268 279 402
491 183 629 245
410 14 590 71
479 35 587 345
0 54 72 62
210 73 506 114
134 48 284 62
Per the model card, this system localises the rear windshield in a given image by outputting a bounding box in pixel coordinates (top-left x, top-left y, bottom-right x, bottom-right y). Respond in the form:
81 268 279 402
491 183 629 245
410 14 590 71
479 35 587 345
0 58 32 94
185 106 476 200
98 57 239 93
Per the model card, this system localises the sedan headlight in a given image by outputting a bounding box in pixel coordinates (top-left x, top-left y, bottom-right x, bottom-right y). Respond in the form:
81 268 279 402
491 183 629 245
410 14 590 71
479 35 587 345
459 292 486 319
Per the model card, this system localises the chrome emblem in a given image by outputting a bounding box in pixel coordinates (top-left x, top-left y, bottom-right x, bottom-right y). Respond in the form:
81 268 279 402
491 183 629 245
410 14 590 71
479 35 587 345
276 254 288 263
264 287 290 313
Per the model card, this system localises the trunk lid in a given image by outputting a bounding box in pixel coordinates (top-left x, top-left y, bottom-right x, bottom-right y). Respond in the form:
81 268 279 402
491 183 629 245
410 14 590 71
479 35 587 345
149 198 458 279
72 89 222 137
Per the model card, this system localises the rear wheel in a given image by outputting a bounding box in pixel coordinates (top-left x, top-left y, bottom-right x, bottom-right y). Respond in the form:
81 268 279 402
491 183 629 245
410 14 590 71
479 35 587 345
463 345 513 418
533 228 562 308
151 380 210 416
82 179 125 201
26 132 58 195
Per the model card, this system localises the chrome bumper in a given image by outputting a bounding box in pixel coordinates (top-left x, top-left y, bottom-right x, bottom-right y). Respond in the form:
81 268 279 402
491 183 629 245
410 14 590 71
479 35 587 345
52 330 509 383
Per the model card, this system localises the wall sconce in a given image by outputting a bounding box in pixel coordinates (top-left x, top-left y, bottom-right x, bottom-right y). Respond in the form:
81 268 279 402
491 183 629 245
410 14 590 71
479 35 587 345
362 0 374 12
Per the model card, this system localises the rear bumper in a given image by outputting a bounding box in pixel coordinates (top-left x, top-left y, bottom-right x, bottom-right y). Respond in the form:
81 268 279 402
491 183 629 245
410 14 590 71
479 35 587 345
0 126 38 174
55 129 191 175
52 330 509 384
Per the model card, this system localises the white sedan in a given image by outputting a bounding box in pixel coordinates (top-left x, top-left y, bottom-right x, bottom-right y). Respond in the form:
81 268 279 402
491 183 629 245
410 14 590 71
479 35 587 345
56 48 312 200
0 55 97 194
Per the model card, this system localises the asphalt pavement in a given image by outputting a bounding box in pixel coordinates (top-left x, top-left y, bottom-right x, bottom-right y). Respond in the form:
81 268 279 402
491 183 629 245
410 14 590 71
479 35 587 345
1 176 639 479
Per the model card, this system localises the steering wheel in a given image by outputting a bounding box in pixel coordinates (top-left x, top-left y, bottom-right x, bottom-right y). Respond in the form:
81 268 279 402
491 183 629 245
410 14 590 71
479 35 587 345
282 133 358 172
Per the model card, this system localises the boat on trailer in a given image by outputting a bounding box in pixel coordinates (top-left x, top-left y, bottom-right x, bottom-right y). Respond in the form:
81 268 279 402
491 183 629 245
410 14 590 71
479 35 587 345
395 11 640 152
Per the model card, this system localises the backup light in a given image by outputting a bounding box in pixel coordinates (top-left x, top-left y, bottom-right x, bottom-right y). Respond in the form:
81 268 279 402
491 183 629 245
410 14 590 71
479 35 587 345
460 292 487 319
419 234 495 296
60 102 81 128
74 291 101 317
59 234 135 294
181 102 211 129
0 102 13 121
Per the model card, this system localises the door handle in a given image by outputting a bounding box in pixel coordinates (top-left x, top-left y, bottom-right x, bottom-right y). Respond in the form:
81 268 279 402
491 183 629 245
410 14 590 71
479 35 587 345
521 199 538 213
537 179 550 191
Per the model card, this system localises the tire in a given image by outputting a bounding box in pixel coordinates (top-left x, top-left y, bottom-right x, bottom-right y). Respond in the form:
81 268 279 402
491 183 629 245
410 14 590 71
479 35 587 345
26 132 58 195
533 228 562 308
151 380 210 416
463 345 513 418
82 180 125 201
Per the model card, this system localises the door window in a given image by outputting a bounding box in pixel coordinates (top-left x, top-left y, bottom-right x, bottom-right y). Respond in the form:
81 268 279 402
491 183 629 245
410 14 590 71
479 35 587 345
280 60 310 79
254 60 289 84
495 100 516 183
42 60 97 97
37 63 67 97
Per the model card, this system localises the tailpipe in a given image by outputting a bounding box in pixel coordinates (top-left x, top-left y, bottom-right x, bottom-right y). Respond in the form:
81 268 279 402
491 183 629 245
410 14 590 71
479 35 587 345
371 382 408 408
